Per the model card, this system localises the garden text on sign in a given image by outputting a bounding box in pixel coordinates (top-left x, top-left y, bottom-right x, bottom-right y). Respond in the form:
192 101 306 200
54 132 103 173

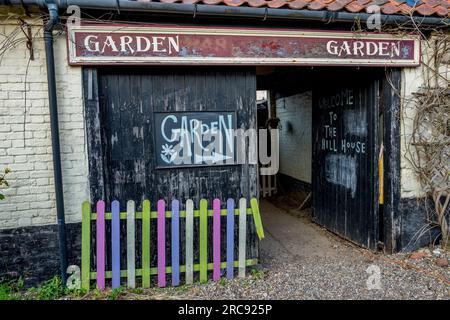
67 24 421 66
154 112 237 168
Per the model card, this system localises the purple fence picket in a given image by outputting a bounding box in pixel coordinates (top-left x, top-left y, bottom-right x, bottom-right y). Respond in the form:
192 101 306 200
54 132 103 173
213 198 221 281
96 200 105 290
171 199 180 286
111 200 120 289
81 197 263 290
226 198 235 280
157 199 166 287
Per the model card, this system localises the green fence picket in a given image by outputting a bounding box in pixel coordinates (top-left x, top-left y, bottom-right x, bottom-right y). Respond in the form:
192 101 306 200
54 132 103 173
250 198 265 240
81 198 264 290
81 201 91 290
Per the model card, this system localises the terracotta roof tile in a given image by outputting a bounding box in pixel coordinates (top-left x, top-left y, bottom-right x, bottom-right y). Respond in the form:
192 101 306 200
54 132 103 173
288 0 313 9
356 0 373 5
327 0 353 10
398 2 415 13
345 0 367 11
134 0 450 17
307 0 329 10
422 0 442 7
381 2 402 13
201 0 223 4
434 4 449 14
369 0 391 6
415 3 438 13
247 0 269 7
223 0 247 6
267 0 289 8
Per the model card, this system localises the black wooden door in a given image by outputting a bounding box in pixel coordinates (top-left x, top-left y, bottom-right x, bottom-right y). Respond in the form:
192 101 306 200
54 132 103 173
93 67 258 209
83 67 259 270
312 72 379 249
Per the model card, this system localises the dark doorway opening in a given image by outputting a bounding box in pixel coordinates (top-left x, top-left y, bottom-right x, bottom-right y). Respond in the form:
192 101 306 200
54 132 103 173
257 67 385 250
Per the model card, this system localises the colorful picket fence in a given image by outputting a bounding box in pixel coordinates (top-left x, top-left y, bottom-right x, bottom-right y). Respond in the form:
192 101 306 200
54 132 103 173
81 198 264 290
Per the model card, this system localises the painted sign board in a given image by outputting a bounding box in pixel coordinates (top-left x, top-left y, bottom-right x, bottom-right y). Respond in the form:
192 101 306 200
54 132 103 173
154 112 237 168
67 24 421 66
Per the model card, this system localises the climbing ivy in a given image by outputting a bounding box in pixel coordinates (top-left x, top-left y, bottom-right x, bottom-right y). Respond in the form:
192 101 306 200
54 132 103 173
0 167 11 200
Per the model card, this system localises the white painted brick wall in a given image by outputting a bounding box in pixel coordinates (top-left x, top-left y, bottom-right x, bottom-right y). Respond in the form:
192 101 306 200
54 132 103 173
0 22 89 229
276 92 312 183
400 35 450 198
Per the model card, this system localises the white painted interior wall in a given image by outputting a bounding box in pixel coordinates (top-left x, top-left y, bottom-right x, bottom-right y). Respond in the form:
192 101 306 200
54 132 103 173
276 91 312 184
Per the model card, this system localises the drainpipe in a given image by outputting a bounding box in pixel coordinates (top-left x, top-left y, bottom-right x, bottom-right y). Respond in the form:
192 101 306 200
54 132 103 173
43 0 68 284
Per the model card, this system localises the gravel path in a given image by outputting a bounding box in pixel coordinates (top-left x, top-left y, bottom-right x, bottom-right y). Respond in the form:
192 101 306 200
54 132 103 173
117 200 449 300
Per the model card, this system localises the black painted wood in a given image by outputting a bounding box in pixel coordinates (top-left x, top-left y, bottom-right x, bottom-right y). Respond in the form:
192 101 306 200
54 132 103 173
312 70 380 250
83 68 106 203
85 67 259 270
96 67 258 209
382 69 402 253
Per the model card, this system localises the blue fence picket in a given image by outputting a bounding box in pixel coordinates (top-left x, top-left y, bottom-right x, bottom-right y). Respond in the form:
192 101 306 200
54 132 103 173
226 198 235 280
81 197 262 290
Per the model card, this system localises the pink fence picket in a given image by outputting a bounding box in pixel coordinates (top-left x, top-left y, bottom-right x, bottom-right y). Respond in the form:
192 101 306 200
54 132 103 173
157 199 166 287
96 200 105 290
80 197 263 291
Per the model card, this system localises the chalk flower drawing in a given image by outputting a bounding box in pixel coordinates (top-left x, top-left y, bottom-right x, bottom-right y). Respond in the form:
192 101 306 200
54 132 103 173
161 144 177 164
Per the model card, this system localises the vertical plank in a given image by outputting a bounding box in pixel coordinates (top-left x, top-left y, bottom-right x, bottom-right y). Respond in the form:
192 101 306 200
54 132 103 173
213 199 221 281
382 69 401 252
250 198 265 240
238 198 247 278
226 198 235 280
273 177 276 194
199 198 208 283
81 201 91 291
185 199 194 285
96 200 105 290
126 200 135 289
157 199 166 287
111 200 120 289
379 145 384 205
262 175 267 197
171 199 180 286
82 68 105 204
142 200 151 288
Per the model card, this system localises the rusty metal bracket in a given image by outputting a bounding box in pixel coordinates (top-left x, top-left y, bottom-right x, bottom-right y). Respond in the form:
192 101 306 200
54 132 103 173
18 18 34 60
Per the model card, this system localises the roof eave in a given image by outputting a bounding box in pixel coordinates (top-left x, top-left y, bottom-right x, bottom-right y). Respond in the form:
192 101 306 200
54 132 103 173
2 0 449 26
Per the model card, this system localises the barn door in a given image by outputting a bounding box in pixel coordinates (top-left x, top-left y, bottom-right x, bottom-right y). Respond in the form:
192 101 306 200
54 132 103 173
312 72 379 249
90 67 257 207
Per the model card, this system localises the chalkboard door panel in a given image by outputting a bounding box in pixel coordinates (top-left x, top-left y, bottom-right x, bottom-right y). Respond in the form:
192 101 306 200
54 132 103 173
312 73 379 250
93 67 257 210
84 67 259 268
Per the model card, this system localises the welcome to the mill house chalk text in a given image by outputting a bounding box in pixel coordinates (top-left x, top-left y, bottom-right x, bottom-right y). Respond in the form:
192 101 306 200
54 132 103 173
68 25 420 66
